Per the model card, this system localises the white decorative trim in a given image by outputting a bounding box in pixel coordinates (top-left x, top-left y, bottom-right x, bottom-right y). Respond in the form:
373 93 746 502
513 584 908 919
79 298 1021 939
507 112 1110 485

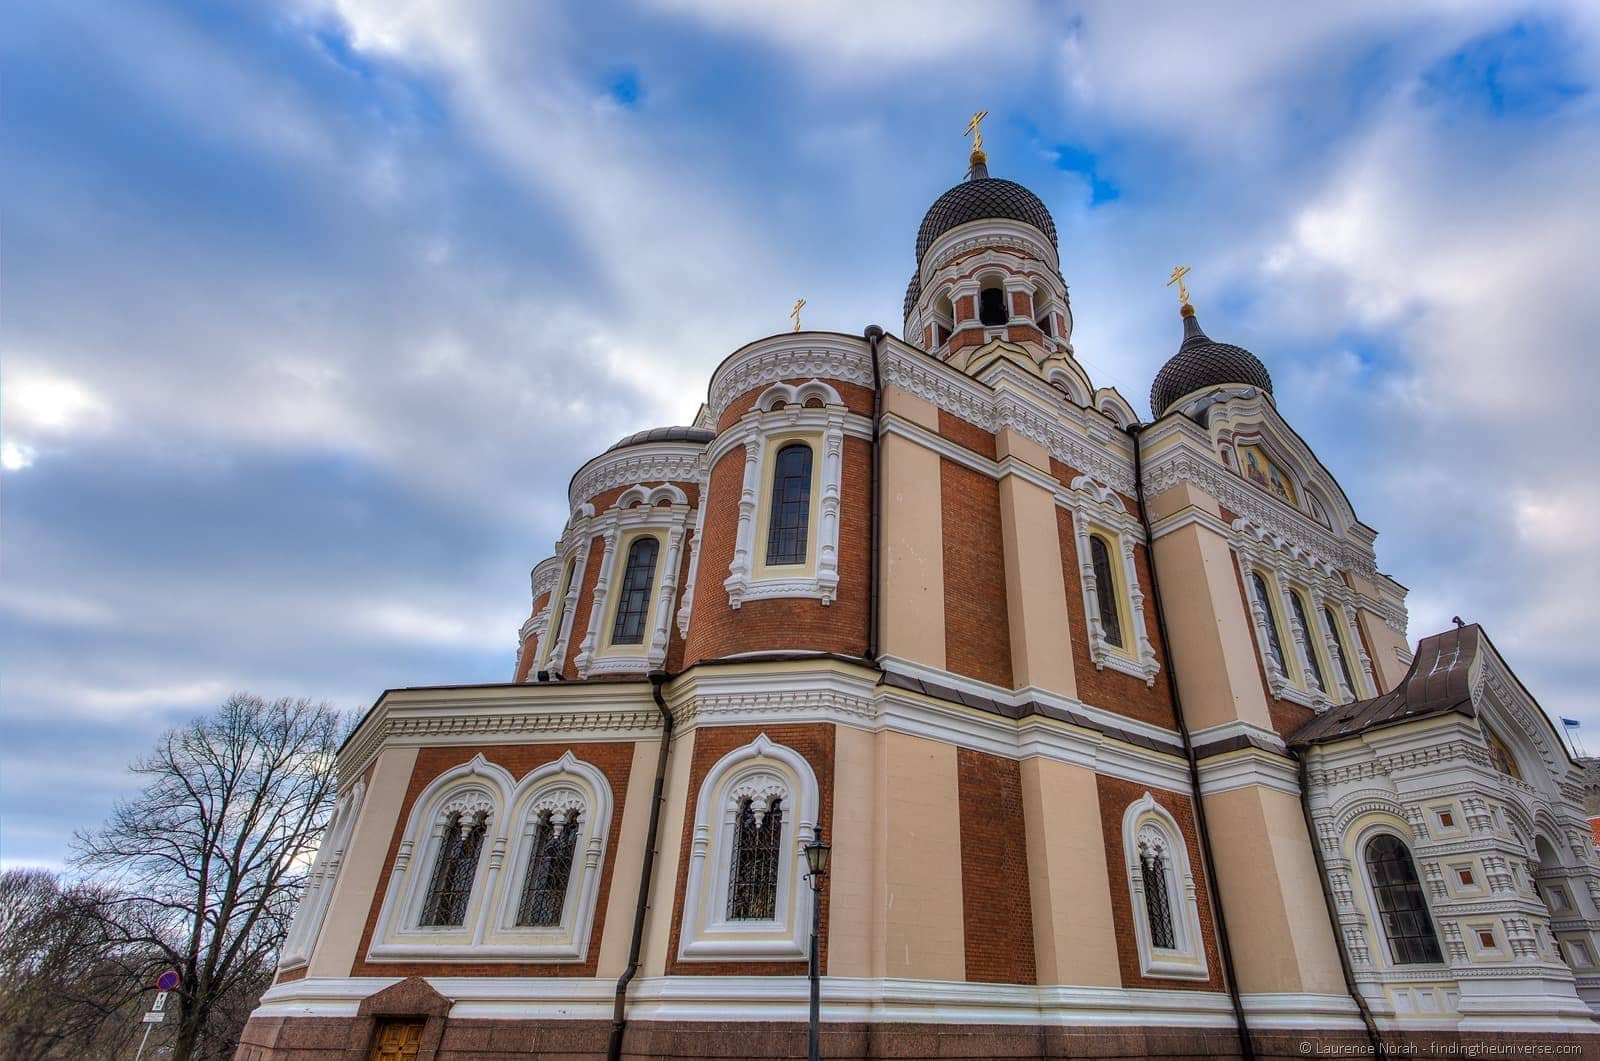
1066 479 1160 686
568 443 704 512
707 333 875 426
279 780 367 971
570 487 693 678
1123 793 1210 980
1195 750 1301 797
678 734 819 961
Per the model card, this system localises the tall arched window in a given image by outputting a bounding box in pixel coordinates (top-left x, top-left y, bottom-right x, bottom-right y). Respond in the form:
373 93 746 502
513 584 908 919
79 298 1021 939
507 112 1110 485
1251 572 1288 675
420 809 488 927
1290 590 1326 692
610 536 659 645
1090 534 1124 649
765 443 812 566
516 808 580 927
728 796 783 920
1140 833 1177 949
1365 835 1442 965
1322 605 1357 696
979 286 1008 326
540 556 576 669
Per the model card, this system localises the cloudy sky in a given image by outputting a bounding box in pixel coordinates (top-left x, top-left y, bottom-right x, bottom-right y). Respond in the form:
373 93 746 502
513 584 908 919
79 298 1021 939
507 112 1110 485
5 1 1599 869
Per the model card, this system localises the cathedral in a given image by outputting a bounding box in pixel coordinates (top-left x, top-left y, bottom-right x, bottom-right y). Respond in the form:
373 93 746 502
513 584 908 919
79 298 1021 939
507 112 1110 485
238 135 1600 1059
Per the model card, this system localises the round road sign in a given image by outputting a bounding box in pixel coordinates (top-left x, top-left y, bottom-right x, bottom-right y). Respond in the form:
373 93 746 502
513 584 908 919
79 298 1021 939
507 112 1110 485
156 970 180 992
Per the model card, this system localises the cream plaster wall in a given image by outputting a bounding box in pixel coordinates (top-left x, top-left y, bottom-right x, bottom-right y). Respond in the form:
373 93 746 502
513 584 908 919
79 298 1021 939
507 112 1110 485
997 471 1078 698
880 424 946 670
1355 607 1412 692
1151 523 1275 733
307 745 419 978
873 731 965 981
640 727 695 977
594 738 662 977
1147 481 1221 525
827 724 878 977
1202 781 1345 994
1019 757 1120 986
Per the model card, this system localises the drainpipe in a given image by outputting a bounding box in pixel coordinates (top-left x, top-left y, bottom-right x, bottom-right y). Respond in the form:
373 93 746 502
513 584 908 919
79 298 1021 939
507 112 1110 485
1297 754 1386 1054
864 325 885 665
607 669 674 1061
1126 423 1255 1061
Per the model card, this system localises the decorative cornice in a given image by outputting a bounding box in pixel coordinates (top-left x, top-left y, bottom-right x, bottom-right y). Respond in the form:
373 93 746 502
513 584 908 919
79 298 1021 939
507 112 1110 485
568 444 704 511
706 334 875 425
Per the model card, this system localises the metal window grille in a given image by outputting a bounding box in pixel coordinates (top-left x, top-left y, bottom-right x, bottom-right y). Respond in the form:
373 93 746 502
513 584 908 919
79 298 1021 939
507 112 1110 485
765 443 812 566
1251 572 1288 674
727 796 783 921
516 809 579 927
1322 606 1357 695
1365 835 1443 965
1090 535 1124 649
420 811 487 927
610 537 659 645
1290 592 1327 692
1141 852 1177 949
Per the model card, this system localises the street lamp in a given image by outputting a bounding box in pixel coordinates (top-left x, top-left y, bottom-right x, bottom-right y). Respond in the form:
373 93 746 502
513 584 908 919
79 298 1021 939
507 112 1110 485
804 829 831 1061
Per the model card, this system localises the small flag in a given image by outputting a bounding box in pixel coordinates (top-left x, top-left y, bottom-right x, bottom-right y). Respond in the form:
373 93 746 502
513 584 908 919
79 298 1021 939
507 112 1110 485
1562 717 1582 728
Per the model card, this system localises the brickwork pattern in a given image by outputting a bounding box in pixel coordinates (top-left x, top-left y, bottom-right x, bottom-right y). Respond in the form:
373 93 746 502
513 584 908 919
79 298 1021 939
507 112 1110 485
937 409 998 459
955 748 1037 984
348 741 635 978
939 458 1012 689
665 723 835 976
1095 775 1225 992
715 377 876 432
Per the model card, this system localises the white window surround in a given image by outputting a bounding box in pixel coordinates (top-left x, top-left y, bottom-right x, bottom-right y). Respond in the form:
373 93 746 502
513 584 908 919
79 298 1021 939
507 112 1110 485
678 733 819 962
1122 793 1208 980
1068 476 1159 687
279 779 367 970
369 752 613 963
1353 825 1448 973
572 484 692 678
722 381 848 609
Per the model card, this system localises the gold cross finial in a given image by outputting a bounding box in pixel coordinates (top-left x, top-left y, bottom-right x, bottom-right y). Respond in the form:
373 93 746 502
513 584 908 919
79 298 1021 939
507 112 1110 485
789 298 806 332
965 109 988 163
1166 265 1191 306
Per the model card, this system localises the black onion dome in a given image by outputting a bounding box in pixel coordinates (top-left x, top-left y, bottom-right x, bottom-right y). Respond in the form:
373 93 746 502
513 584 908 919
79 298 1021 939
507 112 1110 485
915 164 1058 265
606 425 715 453
1149 309 1273 418
903 272 922 321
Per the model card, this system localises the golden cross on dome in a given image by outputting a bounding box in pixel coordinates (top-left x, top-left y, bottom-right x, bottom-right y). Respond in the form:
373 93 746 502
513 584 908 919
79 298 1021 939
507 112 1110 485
1166 264 1191 305
789 297 806 332
965 109 988 160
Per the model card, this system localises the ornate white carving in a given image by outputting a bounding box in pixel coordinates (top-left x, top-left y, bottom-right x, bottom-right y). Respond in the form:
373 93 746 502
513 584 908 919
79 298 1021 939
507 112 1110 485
1121 792 1208 980
568 446 704 512
707 337 874 425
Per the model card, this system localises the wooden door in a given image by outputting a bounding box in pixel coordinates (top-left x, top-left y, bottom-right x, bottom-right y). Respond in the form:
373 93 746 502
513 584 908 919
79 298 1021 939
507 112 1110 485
369 1018 426 1060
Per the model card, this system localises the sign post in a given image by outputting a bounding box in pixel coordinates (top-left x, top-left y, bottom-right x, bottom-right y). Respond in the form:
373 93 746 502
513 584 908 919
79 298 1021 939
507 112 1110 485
133 971 180 1061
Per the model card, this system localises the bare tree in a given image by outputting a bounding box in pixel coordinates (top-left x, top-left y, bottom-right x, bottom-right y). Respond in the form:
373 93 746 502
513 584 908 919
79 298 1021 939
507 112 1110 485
72 693 344 1061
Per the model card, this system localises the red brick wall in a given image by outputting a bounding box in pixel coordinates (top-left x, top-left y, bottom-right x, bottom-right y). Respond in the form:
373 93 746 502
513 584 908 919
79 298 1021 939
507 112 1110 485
956 749 1037 984
715 378 876 432
582 481 702 520
940 459 1012 689
1009 290 1031 319
937 410 998 459
349 742 636 978
1056 509 1177 729
1095 775 1224 992
682 439 871 663
665 723 835 976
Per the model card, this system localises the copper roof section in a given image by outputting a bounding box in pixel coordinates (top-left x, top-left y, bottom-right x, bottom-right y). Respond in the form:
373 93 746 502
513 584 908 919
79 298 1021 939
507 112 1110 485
1290 624 1481 748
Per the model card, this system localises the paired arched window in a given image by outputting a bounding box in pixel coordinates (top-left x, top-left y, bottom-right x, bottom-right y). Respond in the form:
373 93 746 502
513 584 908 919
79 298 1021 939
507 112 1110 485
728 796 783 920
516 809 580 927
979 286 1008 326
1289 590 1326 693
611 536 660 645
421 807 489 927
1089 534 1124 649
1365 835 1442 965
1250 572 1288 676
1322 605 1357 696
765 443 812 567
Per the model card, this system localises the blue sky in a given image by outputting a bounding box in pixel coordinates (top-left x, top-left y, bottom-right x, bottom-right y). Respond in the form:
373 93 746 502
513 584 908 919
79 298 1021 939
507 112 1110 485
4 1 1600 868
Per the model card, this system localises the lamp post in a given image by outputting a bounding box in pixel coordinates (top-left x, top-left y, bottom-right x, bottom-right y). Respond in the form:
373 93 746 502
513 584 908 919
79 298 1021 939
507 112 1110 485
804 828 831 1061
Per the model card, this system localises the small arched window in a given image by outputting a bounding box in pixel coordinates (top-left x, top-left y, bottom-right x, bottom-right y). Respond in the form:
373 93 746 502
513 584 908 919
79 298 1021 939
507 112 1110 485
540 556 577 668
611 537 660 645
1322 605 1357 696
1090 535 1124 649
765 443 812 567
1290 591 1326 693
728 796 783 921
979 286 1008 326
1250 572 1288 675
420 810 488 927
1365 835 1442 965
516 809 580 927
